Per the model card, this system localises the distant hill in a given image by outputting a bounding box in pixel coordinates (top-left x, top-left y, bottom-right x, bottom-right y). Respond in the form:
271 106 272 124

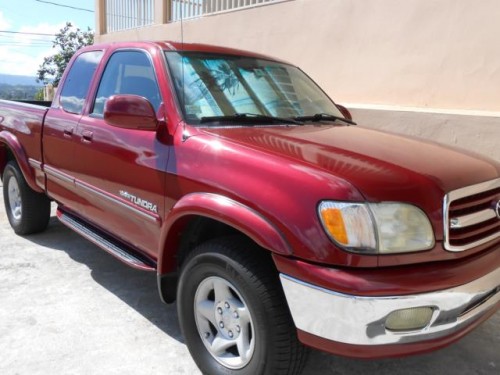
0 74 43 86
0 74 44 100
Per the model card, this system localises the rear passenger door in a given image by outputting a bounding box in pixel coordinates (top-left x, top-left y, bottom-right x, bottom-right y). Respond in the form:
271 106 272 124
72 49 167 258
43 50 103 210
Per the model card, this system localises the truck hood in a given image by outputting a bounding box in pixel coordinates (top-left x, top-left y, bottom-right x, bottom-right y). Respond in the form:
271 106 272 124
200 124 500 204
191 124 500 265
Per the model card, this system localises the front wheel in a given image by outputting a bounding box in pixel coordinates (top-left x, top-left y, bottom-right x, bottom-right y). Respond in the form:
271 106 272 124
2 161 50 234
177 237 307 375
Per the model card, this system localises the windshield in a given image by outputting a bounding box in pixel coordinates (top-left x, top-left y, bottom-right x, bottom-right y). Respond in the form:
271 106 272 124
165 51 343 125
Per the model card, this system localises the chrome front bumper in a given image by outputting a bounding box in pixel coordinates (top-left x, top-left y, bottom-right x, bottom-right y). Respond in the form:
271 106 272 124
280 267 500 346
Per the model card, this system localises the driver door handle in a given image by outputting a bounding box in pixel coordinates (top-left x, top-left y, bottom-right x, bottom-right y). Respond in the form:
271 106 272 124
63 126 74 138
81 130 93 143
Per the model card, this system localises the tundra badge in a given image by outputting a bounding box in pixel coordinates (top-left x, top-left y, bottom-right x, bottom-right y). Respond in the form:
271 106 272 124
119 190 158 214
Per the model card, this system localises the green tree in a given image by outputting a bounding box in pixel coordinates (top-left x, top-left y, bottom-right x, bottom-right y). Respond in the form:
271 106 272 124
37 22 94 86
34 88 44 101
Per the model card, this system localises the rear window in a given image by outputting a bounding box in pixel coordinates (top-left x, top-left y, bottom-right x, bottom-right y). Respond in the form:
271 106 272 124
59 51 103 114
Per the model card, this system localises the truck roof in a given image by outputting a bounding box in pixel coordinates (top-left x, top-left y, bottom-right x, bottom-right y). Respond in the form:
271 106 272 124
86 40 290 64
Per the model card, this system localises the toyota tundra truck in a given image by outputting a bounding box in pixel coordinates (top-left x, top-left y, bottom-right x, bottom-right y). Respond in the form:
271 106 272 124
0 41 499 375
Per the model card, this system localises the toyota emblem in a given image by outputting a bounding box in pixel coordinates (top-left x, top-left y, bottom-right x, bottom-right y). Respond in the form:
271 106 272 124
496 200 500 219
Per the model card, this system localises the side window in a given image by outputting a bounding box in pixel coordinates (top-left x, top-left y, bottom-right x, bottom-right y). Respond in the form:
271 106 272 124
92 50 161 116
59 51 103 114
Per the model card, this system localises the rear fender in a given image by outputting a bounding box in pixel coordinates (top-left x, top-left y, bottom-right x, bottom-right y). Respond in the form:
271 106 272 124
0 131 42 192
158 192 292 274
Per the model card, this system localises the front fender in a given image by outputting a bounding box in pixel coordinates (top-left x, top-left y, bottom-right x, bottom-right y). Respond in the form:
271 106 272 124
158 192 292 274
0 130 42 193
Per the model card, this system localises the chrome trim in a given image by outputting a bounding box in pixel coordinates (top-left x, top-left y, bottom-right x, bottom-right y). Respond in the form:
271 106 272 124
75 180 160 224
28 158 42 170
447 179 500 201
43 164 160 224
443 178 500 252
58 211 155 271
450 209 497 228
44 165 74 185
280 268 500 346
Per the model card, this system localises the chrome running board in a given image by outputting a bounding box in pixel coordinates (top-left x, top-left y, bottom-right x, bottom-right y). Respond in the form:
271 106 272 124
57 209 156 271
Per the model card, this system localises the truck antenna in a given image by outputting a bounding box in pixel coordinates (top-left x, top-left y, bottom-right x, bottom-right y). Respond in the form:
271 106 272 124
180 0 187 141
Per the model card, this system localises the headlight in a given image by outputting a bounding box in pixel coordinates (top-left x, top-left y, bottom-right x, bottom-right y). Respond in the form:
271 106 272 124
318 201 435 254
318 202 377 252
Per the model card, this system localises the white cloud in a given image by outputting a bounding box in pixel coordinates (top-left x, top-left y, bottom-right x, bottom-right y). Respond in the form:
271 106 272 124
0 6 94 78
0 45 51 76
15 22 63 47
0 17 94 78
19 22 64 38
0 21 65 77
0 11 12 29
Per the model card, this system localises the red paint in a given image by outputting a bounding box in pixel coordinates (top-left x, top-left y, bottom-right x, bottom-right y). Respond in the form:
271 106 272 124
158 192 293 274
0 41 499 359
0 102 47 192
104 95 158 130
273 244 499 297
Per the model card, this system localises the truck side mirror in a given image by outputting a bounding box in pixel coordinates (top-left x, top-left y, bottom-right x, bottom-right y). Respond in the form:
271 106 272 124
336 104 353 121
104 94 158 131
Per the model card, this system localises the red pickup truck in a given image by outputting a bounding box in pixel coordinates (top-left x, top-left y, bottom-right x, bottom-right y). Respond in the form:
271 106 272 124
1 41 499 375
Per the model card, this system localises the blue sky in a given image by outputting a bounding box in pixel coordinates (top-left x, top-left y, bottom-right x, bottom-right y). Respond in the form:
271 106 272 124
0 0 95 77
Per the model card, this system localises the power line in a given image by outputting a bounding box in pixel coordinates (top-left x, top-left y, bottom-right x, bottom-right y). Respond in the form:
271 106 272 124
0 38 53 44
35 0 94 13
0 30 56 36
0 35 53 43
0 43 53 48
0 42 53 46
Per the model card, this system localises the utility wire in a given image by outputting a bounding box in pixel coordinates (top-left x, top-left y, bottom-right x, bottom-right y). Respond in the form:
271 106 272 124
0 30 56 36
0 33 52 41
0 37 53 43
34 0 94 13
0 43 53 47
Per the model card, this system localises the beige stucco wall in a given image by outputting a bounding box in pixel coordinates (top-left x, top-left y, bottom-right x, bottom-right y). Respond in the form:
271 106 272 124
96 0 500 161
350 107 500 162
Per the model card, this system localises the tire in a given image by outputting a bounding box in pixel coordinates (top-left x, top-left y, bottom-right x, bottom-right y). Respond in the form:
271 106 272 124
2 161 50 235
177 236 308 375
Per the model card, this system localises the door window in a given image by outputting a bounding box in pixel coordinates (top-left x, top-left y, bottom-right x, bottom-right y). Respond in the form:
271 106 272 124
59 51 103 114
92 50 161 116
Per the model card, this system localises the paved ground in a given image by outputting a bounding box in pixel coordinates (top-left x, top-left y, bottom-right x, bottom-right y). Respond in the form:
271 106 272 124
0 181 498 375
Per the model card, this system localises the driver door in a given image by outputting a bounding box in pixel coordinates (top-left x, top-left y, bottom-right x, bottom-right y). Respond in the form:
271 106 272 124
72 49 167 258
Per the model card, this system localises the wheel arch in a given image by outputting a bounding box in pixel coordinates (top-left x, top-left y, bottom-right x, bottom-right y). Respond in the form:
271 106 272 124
157 193 292 303
0 131 42 192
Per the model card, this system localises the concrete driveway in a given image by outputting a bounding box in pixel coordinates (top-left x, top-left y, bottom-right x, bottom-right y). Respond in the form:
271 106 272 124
0 181 498 375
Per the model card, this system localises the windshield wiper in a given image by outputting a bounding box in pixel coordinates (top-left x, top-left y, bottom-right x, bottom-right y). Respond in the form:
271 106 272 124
294 113 357 125
200 113 304 125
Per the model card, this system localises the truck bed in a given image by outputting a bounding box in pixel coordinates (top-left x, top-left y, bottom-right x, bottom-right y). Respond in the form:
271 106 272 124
0 99 49 180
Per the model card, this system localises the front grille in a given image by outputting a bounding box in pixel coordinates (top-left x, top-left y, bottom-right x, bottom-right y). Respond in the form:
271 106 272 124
444 178 500 252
